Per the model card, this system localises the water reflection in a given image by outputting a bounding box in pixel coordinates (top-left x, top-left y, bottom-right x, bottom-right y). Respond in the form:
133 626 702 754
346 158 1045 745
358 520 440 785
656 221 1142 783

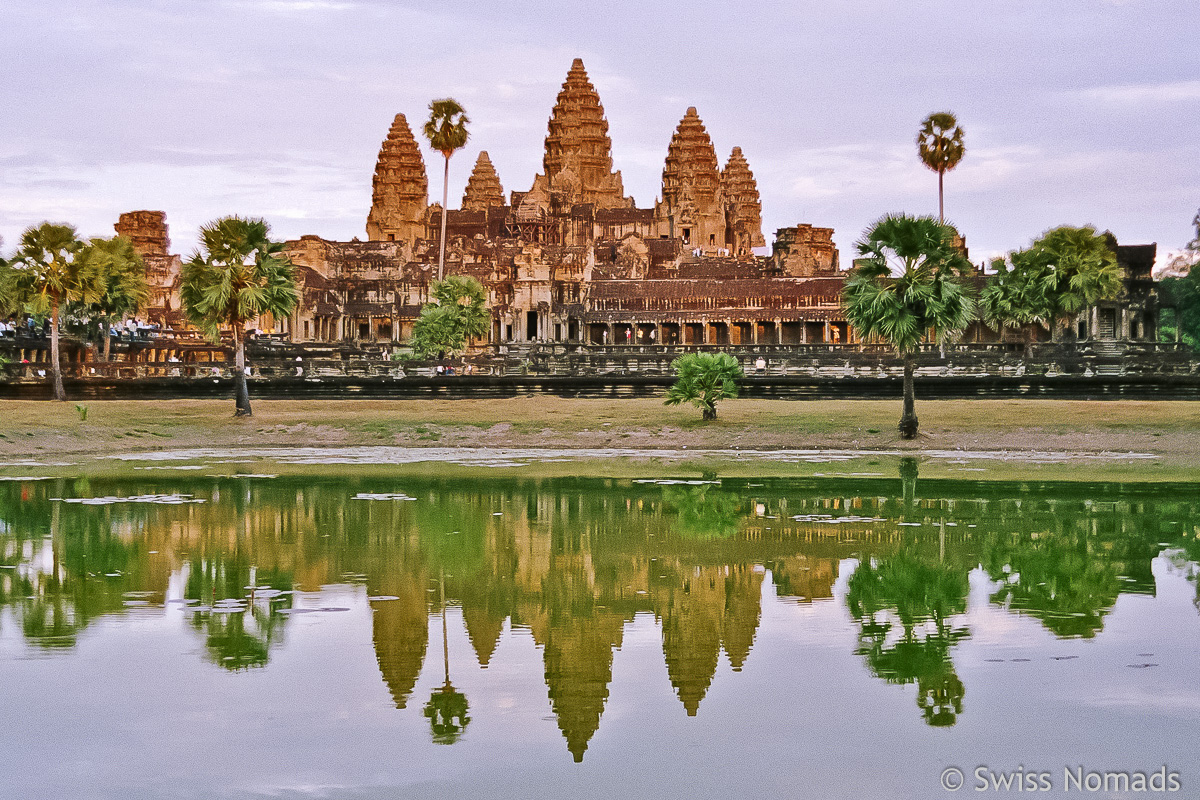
847 550 969 726
0 468 1197 760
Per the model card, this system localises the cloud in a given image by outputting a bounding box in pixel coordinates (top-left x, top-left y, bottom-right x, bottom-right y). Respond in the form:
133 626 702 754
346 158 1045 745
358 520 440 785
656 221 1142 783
221 0 357 12
1080 81 1200 103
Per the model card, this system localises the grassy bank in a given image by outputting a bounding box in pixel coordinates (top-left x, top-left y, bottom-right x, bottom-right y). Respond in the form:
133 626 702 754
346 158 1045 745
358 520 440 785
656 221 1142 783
0 397 1196 478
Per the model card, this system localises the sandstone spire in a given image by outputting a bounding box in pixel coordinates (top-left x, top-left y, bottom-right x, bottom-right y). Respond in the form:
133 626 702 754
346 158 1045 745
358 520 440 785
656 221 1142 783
656 107 724 251
528 58 633 210
461 151 506 212
366 113 428 243
721 146 766 255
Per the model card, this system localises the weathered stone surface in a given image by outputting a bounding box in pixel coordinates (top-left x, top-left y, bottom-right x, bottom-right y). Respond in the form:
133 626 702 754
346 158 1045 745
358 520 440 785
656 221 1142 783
462 151 506 211
770 224 840 277
366 113 428 243
528 59 633 212
115 210 170 258
656 108 723 252
721 147 766 255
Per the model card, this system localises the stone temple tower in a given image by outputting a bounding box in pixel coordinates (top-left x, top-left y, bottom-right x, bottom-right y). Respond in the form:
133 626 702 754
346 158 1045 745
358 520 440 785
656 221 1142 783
721 147 766 256
461 151 506 211
656 107 724 251
366 113 428 243
526 58 633 211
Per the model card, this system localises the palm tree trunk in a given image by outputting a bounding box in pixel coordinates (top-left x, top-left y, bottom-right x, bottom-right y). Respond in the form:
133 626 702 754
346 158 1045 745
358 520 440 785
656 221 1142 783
233 325 252 417
102 318 112 362
899 352 918 439
50 299 66 401
938 169 945 223
437 155 450 283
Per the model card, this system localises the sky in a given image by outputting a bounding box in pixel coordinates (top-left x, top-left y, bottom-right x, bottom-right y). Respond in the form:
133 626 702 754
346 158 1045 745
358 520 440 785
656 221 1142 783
1 0 1197 267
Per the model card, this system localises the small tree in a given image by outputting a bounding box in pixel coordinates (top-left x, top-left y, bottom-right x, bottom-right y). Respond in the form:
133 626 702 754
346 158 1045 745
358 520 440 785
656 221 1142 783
843 214 975 439
916 112 965 223
423 99 470 283
9 223 101 401
408 275 488 359
180 217 298 417
76 236 149 361
664 352 740 421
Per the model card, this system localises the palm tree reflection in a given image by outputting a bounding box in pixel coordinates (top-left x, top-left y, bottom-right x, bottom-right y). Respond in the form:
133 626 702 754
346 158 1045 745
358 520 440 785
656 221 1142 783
424 568 470 744
846 550 970 727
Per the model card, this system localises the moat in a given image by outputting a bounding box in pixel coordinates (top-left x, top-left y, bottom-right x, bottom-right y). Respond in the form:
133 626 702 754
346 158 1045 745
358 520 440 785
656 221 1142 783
1 451 1197 799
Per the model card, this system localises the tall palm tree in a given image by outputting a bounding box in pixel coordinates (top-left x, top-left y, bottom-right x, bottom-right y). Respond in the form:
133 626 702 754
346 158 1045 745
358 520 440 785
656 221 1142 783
10 223 100 401
843 214 975 439
180 216 298 417
76 236 149 361
916 112 965 223
423 98 470 282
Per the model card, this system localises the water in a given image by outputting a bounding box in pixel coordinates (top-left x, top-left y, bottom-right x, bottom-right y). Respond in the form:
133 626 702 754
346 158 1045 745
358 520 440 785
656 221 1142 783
1 459 1198 799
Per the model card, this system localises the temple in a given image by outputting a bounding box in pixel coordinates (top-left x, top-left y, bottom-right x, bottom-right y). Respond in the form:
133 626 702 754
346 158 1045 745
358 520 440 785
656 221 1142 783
127 58 847 350
118 57 1169 361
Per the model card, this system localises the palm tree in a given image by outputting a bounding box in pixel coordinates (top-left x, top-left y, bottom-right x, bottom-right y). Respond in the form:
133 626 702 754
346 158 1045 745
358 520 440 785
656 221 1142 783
180 216 298 417
663 351 741 420
408 275 489 359
843 214 975 439
423 98 470 282
9 223 101 401
76 236 149 362
916 112 965 222
982 225 1121 346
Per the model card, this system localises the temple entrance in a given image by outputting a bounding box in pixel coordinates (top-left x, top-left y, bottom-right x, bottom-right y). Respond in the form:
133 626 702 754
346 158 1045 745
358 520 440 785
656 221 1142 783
661 323 681 345
615 323 634 344
1098 308 1117 339
708 322 729 345
526 311 538 341
684 323 704 345
589 324 608 345
781 322 803 344
732 322 753 345
637 323 657 344
756 321 777 344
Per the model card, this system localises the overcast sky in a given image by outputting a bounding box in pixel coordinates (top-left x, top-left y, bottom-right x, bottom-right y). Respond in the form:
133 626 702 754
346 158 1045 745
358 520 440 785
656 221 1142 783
2 0 1196 266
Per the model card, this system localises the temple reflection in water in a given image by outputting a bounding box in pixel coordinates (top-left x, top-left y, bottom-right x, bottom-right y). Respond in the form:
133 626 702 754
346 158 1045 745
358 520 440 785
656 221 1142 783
1 471 1197 762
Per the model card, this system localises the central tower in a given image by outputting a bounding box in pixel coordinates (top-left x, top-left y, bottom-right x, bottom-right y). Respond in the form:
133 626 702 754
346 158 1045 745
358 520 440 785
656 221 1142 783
526 59 633 210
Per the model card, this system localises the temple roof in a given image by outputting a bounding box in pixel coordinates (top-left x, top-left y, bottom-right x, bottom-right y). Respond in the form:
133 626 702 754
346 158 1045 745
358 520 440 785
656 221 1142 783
662 107 721 211
366 113 428 241
462 151 506 212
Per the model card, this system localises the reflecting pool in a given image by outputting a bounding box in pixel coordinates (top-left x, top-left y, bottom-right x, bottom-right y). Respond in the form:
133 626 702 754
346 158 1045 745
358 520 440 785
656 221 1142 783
1 455 1198 799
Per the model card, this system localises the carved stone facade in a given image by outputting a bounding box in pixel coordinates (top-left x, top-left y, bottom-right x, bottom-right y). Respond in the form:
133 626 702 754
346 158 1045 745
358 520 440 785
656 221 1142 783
523 58 634 213
115 210 170 257
461 151 505 212
656 107 724 251
722 147 767 256
115 210 183 326
365 113 428 243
